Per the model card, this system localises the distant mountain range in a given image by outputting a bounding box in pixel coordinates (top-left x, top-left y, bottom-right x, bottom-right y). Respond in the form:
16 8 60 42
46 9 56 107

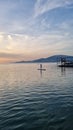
15 55 73 63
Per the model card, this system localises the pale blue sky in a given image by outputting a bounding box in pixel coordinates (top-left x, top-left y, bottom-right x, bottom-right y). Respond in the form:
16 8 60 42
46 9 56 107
0 0 73 62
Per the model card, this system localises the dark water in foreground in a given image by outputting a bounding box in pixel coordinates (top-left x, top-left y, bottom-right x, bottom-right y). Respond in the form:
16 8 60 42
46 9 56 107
0 63 73 130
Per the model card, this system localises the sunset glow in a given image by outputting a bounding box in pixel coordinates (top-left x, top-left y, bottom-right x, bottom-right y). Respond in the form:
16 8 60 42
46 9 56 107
0 0 73 63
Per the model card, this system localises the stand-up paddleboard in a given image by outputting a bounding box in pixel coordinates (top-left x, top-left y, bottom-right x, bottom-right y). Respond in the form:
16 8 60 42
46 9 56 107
38 64 46 71
37 68 46 71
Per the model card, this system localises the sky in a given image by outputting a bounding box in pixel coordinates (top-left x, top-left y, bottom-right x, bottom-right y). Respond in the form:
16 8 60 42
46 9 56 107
0 0 73 63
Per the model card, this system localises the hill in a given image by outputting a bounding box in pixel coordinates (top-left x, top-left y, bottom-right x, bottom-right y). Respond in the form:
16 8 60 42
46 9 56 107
15 55 73 63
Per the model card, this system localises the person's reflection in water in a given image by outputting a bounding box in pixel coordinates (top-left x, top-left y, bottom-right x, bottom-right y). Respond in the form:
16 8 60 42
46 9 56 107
61 67 66 76
40 70 42 77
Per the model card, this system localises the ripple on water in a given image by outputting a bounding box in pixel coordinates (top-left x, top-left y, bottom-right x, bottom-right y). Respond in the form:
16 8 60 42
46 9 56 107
0 64 73 130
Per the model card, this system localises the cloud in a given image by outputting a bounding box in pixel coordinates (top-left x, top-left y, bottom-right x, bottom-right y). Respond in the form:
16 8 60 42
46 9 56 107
34 0 73 17
0 0 73 63
0 31 73 62
0 0 35 35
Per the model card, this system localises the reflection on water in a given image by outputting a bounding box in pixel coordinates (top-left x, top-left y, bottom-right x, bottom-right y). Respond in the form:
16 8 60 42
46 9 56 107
39 69 46 77
60 67 66 76
39 69 43 77
59 66 73 76
0 63 73 130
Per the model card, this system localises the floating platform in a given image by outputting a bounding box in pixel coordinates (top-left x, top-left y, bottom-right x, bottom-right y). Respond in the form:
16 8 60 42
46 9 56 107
57 57 73 68
58 64 73 67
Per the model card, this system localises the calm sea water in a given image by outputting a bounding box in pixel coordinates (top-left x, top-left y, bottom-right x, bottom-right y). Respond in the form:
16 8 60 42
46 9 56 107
0 63 73 130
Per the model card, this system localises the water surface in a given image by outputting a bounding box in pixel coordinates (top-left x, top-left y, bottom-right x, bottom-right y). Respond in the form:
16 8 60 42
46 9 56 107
0 63 73 130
